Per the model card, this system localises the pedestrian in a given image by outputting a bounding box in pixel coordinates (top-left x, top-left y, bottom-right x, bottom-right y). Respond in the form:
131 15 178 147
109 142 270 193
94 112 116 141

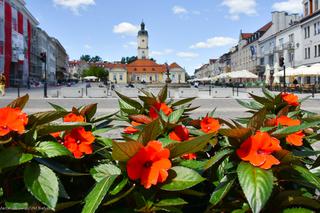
0 73 6 96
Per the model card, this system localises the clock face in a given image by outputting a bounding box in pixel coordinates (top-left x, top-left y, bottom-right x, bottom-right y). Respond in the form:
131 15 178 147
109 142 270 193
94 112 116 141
142 39 145 42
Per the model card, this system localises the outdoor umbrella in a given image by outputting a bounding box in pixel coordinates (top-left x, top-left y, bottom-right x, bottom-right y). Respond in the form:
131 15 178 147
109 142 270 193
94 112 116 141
264 65 271 84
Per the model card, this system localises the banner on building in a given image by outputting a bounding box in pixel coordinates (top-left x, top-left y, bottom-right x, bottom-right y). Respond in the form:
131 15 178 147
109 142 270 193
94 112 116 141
11 31 24 62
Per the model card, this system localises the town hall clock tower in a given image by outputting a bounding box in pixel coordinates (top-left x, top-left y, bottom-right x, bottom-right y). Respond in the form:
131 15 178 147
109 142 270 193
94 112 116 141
137 21 149 59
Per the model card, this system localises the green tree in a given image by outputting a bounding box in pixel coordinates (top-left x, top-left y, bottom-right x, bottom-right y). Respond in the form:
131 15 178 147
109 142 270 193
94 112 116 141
82 66 108 80
80 55 91 62
90 56 102 63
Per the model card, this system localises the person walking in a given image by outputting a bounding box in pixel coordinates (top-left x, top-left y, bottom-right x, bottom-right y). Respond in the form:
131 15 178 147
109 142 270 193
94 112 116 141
0 73 6 96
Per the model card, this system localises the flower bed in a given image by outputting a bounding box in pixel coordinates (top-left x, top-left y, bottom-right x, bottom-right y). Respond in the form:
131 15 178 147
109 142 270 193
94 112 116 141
0 87 319 212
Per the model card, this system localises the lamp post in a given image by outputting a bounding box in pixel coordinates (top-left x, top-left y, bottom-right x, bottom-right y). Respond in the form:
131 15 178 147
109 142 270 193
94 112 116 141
279 56 286 91
165 63 172 84
40 52 47 98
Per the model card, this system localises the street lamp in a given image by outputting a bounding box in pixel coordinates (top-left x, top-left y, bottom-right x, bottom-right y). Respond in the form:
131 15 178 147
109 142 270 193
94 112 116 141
40 52 47 98
279 56 286 91
165 63 172 84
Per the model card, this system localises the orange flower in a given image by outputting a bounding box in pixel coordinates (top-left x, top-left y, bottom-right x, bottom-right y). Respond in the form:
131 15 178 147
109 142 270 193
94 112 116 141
127 141 171 189
0 107 28 136
123 121 141 134
200 116 220 133
51 132 62 138
275 115 304 146
181 153 197 160
63 127 95 158
236 131 282 169
64 113 85 122
281 93 299 107
149 102 173 119
169 126 196 159
169 125 190 141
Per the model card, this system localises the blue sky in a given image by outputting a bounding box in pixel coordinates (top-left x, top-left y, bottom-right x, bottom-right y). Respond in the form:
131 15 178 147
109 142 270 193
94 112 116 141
27 0 303 74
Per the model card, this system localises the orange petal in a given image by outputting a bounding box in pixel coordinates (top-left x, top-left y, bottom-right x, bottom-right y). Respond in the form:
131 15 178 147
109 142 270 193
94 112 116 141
286 131 304 146
260 155 280 169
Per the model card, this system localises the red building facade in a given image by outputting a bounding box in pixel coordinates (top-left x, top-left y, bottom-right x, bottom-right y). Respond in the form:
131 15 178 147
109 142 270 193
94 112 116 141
0 0 38 87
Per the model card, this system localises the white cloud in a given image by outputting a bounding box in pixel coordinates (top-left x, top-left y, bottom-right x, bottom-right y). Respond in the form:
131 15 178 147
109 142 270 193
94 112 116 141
176 52 199 58
272 0 303 14
53 0 95 14
150 49 174 56
172 6 188 14
222 0 257 20
113 22 139 36
190 36 237 49
84 44 92 49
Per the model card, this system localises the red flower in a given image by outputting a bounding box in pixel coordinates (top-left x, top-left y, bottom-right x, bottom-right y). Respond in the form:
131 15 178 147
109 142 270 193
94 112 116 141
169 125 190 141
63 127 95 158
181 153 197 160
275 115 304 146
0 107 28 136
281 93 299 106
236 131 282 169
64 113 85 122
200 116 220 133
127 141 171 189
149 102 173 119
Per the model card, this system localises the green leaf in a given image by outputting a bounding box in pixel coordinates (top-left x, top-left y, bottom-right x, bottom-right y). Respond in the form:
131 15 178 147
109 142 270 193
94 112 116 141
110 177 128 195
161 166 205 191
178 160 208 172
36 122 90 136
168 109 184 124
115 90 142 109
155 198 188 207
112 140 143 161
48 102 67 111
7 94 29 109
236 99 262 110
158 85 168 102
80 103 97 121
219 128 252 139
82 176 118 213
237 162 273 213
168 133 215 158
262 87 275 99
24 163 59 210
209 176 236 206
249 93 271 105
92 111 117 123
138 119 162 145
292 165 320 190
283 208 314 213
204 148 234 170
0 147 33 170
172 97 196 107
272 121 320 136
28 111 69 126
90 164 121 182
118 99 140 114
248 108 267 131
36 141 71 158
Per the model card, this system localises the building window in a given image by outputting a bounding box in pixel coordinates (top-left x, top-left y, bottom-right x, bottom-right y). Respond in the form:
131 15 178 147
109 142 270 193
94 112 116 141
318 44 320 56
305 26 310 38
260 57 265 65
120 74 123 80
113 74 116 81
279 38 284 47
289 34 294 43
305 47 311 59
315 22 320 35
149 76 152 81
315 45 318 57
304 2 309 16
316 0 319 11
269 55 274 66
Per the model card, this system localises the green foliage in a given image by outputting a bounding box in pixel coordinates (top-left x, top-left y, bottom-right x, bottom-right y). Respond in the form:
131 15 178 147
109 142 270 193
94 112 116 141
82 66 108 80
237 162 273 213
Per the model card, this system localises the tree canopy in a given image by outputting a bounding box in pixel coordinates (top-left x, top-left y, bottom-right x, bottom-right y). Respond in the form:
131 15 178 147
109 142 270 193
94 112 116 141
82 66 108 80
